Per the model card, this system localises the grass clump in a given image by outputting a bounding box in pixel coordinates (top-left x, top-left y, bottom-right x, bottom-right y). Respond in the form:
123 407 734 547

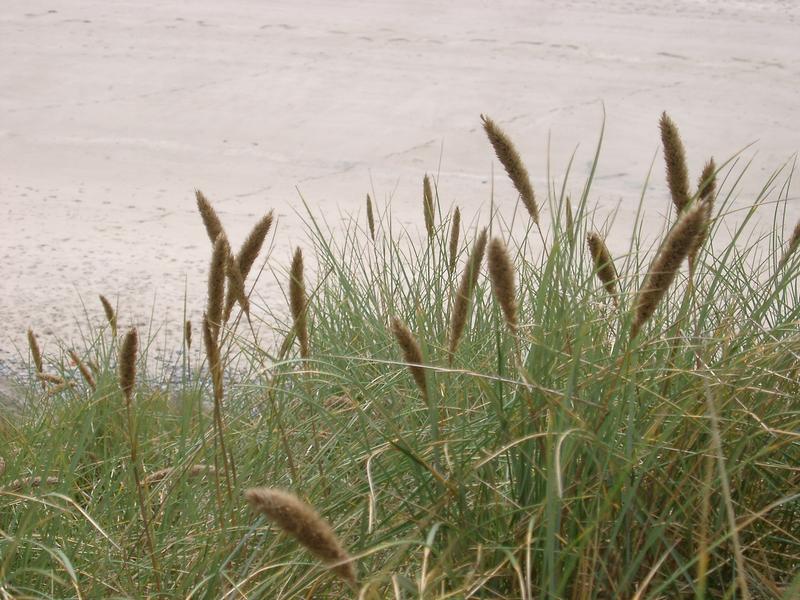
1 113 799 599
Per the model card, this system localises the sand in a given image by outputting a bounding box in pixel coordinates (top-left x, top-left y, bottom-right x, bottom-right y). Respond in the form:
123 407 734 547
1 0 798 370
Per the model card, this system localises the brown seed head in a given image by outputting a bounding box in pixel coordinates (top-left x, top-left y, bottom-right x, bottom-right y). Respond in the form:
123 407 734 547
144 464 215 486
27 329 43 374
196 189 225 245
37 372 65 385
481 114 539 225
778 218 800 271
119 328 138 403
688 158 717 272
290 248 309 359
99 295 117 336
390 316 428 402
587 232 619 298
224 211 274 320
659 112 691 215
448 207 461 274
184 320 192 350
488 237 518 335
366 194 376 241
245 487 357 587
208 234 229 341
69 349 96 391
225 253 249 319
448 228 488 362
423 174 435 239
632 202 705 338
202 314 223 403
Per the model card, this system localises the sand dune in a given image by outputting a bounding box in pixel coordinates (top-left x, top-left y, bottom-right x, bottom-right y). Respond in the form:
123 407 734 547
1 0 798 368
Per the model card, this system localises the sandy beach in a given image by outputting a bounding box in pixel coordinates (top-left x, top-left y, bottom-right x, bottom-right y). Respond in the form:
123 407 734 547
1 0 798 369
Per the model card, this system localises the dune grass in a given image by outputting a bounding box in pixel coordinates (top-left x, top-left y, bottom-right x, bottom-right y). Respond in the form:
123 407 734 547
1 114 799 599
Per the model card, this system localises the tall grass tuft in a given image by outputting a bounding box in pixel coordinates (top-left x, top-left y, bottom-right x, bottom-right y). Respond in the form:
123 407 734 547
632 202 704 338
245 488 357 587
660 111 691 215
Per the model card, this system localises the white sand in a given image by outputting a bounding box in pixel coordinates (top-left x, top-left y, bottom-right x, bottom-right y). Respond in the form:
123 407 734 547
1 0 798 367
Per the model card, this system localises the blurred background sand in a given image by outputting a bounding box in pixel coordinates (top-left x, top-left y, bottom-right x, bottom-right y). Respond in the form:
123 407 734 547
1 0 798 369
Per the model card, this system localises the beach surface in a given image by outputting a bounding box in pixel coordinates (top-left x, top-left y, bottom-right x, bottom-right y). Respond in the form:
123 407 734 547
1 0 798 370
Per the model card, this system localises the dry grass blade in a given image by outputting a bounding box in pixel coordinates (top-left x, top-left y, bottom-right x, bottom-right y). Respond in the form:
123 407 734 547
366 193 376 241
245 487 357 587
69 349 96 391
99 295 117 336
184 320 192 350
488 237 518 336
224 211 274 321
390 316 428 403
196 189 225 245
688 158 717 273
423 174 435 239
448 228 488 363
208 234 229 341
587 232 619 301
660 112 691 215
27 329 43 374
448 206 461 274
565 195 574 236
290 247 310 359
119 328 138 404
777 218 800 271
632 202 705 338
481 114 539 225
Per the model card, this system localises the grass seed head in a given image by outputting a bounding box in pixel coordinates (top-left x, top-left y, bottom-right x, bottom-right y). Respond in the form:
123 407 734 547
245 487 357 587
196 189 225 246
587 232 619 298
99 295 117 336
488 237 518 335
27 329 43 374
390 316 428 402
366 194 376 241
632 202 705 338
481 114 539 225
659 112 691 215
448 228 488 362
119 328 138 403
688 158 717 272
448 206 461 274
423 174 435 239
208 234 229 341
69 349 96 391
778 218 800 270
184 320 192 350
290 247 310 359
224 211 274 320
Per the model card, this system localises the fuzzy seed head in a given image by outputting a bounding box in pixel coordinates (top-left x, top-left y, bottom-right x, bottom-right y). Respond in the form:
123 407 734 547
481 114 539 225
224 211 274 321
119 328 138 403
587 232 618 298
184 320 192 350
69 349 96 391
366 194 376 241
390 316 428 402
207 234 229 341
27 329 43 374
196 190 225 246
659 112 691 215
448 207 461 274
290 248 309 359
778 218 800 270
423 174 435 239
245 487 356 586
688 158 717 273
632 202 705 338
488 237 518 335
448 228 487 362
99 295 117 336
